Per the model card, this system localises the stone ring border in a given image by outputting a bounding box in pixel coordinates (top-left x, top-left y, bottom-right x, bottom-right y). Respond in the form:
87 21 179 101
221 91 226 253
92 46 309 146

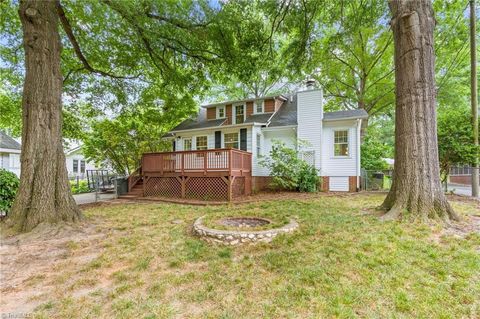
193 216 299 245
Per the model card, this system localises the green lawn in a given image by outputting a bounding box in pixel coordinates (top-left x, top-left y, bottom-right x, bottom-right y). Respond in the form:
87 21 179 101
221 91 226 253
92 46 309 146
28 193 480 318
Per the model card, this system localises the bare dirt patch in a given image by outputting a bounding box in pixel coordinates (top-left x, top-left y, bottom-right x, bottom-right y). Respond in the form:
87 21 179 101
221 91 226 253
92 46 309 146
0 221 109 314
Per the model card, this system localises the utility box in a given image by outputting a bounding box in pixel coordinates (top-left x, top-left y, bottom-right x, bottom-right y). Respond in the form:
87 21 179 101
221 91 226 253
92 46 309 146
116 177 128 195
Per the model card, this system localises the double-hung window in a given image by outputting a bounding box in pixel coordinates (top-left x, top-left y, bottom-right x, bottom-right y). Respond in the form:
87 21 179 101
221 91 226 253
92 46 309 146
255 100 264 113
334 130 349 156
224 132 239 149
80 160 86 173
183 138 192 151
235 105 244 124
73 159 79 173
196 136 208 150
217 106 225 119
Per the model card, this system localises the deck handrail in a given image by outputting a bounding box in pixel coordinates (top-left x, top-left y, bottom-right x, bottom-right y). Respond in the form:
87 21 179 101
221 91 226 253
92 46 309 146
142 149 251 175
127 166 142 191
142 148 251 156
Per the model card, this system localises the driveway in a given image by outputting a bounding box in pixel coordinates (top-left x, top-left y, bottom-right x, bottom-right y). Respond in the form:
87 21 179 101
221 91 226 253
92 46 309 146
73 192 117 205
447 184 476 197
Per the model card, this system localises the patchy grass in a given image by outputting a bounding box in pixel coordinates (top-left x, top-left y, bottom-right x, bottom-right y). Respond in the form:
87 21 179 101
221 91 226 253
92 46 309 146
2 193 480 318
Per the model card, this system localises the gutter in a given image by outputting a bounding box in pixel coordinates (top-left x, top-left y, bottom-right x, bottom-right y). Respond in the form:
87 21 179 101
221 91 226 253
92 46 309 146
356 119 362 189
169 122 257 134
0 148 21 154
261 125 297 132
323 116 369 122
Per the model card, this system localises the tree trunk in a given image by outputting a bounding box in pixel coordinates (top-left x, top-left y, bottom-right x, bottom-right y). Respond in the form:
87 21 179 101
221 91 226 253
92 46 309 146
381 0 458 222
9 0 82 232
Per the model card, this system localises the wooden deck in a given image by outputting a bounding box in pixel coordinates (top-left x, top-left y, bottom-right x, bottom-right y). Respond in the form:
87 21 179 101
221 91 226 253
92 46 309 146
127 149 252 201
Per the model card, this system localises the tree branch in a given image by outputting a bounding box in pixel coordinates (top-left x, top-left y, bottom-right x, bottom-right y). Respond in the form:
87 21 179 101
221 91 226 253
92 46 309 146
55 0 138 79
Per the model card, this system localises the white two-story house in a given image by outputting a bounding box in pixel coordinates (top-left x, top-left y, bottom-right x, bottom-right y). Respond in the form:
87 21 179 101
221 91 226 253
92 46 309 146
165 83 367 192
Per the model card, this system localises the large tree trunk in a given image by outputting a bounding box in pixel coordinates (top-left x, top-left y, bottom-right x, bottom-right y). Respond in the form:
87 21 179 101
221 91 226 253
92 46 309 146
9 0 82 232
381 0 458 222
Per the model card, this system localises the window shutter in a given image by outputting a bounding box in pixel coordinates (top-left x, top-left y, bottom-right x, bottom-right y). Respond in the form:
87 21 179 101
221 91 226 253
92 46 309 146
215 131 221 148
172 140 176 151
240 128 247 151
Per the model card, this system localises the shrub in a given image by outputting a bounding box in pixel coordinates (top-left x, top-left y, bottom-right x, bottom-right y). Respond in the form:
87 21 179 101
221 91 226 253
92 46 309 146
70 180 91 194
260 140 319 192
0 169 20 215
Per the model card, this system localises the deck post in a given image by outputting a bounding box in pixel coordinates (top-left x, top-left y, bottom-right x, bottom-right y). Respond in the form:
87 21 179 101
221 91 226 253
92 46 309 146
204 151 207 175
179 176 186 198
241 153 244 175
228 176 234 201
160 154 163 175
181 153 184 175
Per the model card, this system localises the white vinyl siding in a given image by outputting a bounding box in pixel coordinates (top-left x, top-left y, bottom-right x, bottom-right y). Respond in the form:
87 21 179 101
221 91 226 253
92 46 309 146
255 127 296 176
329 176 349 191
297 89 323 172
321 121 358 177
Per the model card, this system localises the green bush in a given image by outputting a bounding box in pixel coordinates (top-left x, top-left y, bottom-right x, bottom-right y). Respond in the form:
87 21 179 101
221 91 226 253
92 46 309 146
70 180 91 194
0 169 20 215
260 140 319 192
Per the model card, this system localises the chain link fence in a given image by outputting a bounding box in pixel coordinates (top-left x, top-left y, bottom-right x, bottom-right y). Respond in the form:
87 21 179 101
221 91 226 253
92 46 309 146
361 169 394 191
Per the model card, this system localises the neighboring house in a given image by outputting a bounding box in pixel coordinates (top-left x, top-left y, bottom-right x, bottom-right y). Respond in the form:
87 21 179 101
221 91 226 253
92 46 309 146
449 165 480 185
0 131 21 177
124 83 368 201
65 145 99 179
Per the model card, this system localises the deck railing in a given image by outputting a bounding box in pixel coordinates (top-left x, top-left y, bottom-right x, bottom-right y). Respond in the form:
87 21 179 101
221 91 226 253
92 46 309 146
127 166 142 191
142 149 252 176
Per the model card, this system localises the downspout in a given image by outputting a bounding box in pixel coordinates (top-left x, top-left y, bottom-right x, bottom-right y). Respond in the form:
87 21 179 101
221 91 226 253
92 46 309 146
356 119 362 189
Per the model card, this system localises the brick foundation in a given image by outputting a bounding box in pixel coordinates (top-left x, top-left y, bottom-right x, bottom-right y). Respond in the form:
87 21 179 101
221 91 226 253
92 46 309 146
252 176 273 192
321 176 329 192
449 175 479 185
349 176 358 192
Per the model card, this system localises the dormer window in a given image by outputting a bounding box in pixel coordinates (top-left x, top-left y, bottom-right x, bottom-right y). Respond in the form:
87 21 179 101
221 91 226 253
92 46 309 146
217 106 225 119
234 104 245 124
255 100 264 113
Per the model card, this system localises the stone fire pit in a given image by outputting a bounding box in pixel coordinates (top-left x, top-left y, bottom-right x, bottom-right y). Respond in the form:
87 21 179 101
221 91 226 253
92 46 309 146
193 216 298 245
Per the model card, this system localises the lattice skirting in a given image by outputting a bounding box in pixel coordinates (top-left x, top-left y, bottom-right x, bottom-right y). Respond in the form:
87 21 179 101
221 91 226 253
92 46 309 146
185 177 228 201
232 177 245 197
144 176 249 201
144 177 182 198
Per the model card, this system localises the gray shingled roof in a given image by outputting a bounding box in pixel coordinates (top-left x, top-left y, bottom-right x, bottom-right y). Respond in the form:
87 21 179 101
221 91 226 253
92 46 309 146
244 113 273 124
171 94 369 131
171 109 227 131
268 95 297 127
323 109 368 121
0 131 21 150
268 95 368 127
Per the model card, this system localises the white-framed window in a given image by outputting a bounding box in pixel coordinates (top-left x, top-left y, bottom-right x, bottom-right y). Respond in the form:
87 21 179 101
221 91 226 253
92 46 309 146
196 136 208 150
80 160 86 173
217 106 225 119
9 154 20 169
256 134 261 156
224 132 239 149
334 130 349 156
183 138 192 151
234 104 245 124
255 100 264 113
73 159 79 173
